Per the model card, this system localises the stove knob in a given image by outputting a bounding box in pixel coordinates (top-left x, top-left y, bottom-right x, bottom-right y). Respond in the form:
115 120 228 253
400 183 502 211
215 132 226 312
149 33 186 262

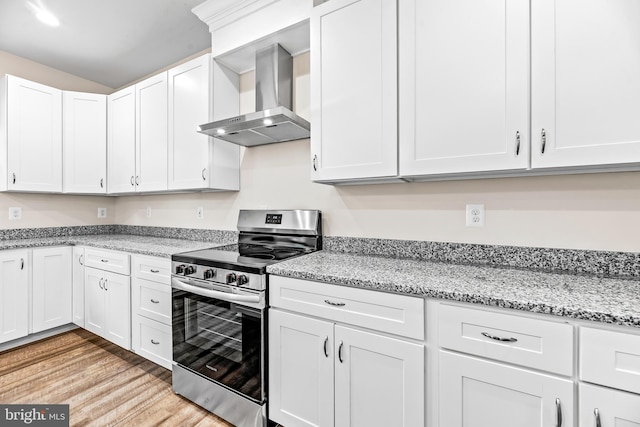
184 265 196 275
226 273 237 284
175 264 186 274
204 269 216 279
237 274 249 286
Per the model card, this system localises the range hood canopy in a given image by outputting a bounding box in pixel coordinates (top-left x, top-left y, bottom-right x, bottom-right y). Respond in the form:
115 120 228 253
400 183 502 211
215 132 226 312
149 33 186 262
198 44 310 146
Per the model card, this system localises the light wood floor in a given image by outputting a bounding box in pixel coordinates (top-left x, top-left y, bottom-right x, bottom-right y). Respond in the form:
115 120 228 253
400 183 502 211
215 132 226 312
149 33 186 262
0 329 234 426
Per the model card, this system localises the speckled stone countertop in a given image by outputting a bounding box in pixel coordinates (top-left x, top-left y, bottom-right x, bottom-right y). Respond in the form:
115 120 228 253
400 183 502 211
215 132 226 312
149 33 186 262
0 234 232 258
267 251 640 328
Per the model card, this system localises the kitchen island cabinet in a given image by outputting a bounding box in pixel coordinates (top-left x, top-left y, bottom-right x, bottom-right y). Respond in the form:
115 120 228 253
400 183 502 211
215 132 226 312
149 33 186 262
0 249 28 344
0 75 62 192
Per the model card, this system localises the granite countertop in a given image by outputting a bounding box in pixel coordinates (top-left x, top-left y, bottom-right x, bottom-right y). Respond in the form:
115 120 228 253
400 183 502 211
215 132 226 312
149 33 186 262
267 251 640 328
0 234 232 258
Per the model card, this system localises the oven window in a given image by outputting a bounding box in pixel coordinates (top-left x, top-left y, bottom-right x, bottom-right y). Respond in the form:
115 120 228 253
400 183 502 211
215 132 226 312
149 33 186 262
172 289 263 403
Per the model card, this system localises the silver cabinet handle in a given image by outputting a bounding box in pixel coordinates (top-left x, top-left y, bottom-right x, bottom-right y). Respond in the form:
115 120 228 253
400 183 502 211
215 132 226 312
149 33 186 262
151 339 160 345
135 176 140 186
130 175 135 186
103 279 108 291
79 254 84 266
338 341 344 363
324 299 345 307
150 299 160 304
541 128 547 154
555 398 562 427
481 331 518 343
12 173 16 184
101 259 109 263
99 278 104 290
201 168 206 181
150 269 159 273
313 154 318 171
594 408 601 427
20 258 24 270
323 336 329 358
100 178 104 188
515 131 521 156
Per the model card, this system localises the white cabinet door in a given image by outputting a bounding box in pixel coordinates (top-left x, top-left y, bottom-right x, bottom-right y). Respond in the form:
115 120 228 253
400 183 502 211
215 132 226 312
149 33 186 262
531 0 640 169
136 72 168 192
32 247 72 333
5 75 62 192
107 86 136 193
269 309 335 427
72 246 85 327
334 325 424 427
84 266 106 336
103 270 131 350
439 351 574 427
0 250 28 344
399 0 529 177
579 383 640 427
168 54 211 191
63 91 107 193
310 0 398 182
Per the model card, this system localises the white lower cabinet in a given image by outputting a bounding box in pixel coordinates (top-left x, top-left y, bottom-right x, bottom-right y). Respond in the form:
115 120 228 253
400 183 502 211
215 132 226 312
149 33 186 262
439 351 574 427
268 276 424 427
131 255 172 369
580 383 640 427
85 266 131 350
32 247 72 333
0 250 29 344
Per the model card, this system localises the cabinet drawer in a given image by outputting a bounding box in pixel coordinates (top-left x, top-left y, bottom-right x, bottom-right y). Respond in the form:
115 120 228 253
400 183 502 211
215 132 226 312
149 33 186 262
132 255 170 283
439 303 573 376
580 326 640 394
133 278 171 324
85 248 130 275
269 276 424 340
132 315 172 370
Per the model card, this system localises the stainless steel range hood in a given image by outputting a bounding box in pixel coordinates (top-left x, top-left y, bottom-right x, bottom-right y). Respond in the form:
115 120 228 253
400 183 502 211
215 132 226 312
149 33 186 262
198 44 310 146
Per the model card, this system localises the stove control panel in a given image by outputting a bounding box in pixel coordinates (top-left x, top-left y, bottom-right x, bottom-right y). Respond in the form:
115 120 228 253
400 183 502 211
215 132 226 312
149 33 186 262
171 261 266 292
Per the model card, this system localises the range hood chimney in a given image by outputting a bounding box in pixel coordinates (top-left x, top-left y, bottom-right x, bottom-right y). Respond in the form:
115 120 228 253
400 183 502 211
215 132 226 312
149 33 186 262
198 44 310 146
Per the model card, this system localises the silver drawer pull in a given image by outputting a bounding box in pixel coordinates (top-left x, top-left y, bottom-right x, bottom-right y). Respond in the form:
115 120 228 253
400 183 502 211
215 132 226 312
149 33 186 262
150 339 160 345
150 299 160 304
324 299 346 307
481 331 518 343
101 259 109 263
150 269 160 273
594 408 601 427
555 398 563 427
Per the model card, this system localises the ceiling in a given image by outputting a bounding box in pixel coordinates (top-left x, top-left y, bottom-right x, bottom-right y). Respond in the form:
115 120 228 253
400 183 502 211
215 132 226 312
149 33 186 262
0 0 212 89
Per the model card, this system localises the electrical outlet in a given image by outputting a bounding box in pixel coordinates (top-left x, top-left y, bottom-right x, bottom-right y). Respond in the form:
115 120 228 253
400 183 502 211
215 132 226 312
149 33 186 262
9 207 22 220
466 204 485 227
146 207 151 218
98 207 107 218
196 206 204 219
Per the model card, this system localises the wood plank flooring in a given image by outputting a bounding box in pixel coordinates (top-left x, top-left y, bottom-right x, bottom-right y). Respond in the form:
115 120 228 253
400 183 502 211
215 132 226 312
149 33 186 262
0 329 234 426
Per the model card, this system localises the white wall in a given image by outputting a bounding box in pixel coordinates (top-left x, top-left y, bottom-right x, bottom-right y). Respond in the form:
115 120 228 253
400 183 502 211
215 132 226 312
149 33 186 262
115 52 640 253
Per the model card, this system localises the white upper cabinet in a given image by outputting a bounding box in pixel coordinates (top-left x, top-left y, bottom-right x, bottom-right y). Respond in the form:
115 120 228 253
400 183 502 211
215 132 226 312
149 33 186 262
107 85 137 193
531 0 640 169
310 0 398 183
399 0 529 177
0 75 62 192
136 72 168 193
168 55 239 191
63 91 107 193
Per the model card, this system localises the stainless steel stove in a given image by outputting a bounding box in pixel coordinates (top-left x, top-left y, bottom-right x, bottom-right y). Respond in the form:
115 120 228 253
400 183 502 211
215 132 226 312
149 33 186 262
171 209 322 427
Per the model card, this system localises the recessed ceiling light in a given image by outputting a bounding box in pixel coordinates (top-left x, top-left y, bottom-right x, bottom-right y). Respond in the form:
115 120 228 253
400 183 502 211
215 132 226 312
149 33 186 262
27 2 60 27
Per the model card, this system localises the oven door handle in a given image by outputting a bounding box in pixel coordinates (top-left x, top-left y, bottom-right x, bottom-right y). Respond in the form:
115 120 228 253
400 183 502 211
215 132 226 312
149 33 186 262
171 278 261 304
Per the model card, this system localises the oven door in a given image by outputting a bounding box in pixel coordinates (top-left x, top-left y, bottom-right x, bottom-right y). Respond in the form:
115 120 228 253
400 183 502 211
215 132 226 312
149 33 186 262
171 277 266 404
